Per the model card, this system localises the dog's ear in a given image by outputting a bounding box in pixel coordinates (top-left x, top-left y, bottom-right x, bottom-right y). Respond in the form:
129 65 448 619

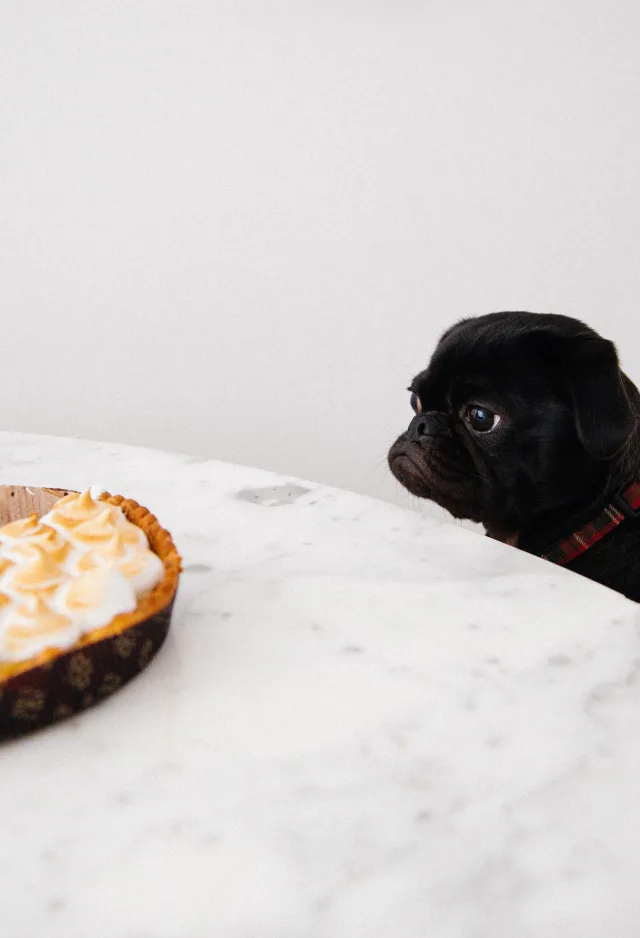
526 322 636 459
562 334 635 460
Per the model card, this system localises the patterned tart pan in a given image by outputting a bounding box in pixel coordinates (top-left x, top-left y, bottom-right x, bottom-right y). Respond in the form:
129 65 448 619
0 486 181 741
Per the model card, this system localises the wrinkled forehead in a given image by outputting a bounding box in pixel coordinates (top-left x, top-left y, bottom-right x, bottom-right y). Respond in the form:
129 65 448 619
413 329 563 408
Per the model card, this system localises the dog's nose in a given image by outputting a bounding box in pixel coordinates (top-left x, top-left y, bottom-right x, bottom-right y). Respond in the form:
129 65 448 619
408 411 450 441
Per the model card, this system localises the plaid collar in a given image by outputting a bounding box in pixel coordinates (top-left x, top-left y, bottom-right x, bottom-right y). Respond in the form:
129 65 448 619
541 481 640 566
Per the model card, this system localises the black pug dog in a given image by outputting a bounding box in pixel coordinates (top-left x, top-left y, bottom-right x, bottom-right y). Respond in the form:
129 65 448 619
388 311 640 602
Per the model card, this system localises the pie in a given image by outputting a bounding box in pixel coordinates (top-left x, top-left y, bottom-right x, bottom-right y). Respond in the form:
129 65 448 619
0 486 181 738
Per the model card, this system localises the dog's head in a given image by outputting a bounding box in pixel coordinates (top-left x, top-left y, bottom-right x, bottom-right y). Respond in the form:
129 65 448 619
388 312 638 540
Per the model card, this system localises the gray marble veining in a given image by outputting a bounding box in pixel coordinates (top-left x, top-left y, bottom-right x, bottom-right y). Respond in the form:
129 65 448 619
0 431 638 938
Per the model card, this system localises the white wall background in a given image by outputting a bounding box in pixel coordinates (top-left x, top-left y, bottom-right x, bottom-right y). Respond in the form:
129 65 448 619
2 0 640 514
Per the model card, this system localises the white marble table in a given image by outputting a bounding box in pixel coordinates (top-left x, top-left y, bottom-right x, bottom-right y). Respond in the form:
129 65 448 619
1 432 639 938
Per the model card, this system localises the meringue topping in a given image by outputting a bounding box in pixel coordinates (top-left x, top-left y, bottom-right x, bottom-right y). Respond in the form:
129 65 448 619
119 548 165 596
71 509 124 545
76 532 129 572
53 565 137 629
0 489 164 662
0 513 42 541
43 489 117 532
0 514 69 562
2 545 68 593
2 597 77 662
4 528 70 566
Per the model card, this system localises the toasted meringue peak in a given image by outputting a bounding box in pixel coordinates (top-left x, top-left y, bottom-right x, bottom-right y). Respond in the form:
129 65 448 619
0 514 66 554
54 565 137 628
120 521 147 549
75 552 101 574
4 526 70 565
120 549 165 596
54 489 99 515
75 533 128 573
99 531 128 558
0 513 41 541
2 597 76 661
72 509 121 545
59 567 108 611
36 528 70 563
4 545 68 593
42 489 112 531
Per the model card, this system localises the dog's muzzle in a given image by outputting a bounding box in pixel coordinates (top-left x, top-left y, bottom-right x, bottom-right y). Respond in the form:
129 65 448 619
407 411 451 442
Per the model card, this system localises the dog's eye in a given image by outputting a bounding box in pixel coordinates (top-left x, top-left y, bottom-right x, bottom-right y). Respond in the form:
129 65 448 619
409 391 422 414
465 405 501 433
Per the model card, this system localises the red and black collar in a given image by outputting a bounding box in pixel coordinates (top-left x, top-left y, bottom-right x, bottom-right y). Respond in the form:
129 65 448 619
541 481 640 566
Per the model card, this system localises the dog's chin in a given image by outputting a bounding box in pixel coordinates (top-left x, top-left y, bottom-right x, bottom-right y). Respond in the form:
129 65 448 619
388 451 432 499
388 439 482 520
